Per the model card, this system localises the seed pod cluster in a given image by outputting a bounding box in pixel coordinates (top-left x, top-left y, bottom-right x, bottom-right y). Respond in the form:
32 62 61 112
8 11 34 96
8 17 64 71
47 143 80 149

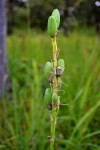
44 59 65 106
47 9 60 37
45 9 65 149
44 9 65 110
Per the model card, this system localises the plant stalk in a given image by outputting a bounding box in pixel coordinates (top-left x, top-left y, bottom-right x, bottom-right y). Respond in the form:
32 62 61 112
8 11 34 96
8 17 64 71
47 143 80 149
50 36 59 150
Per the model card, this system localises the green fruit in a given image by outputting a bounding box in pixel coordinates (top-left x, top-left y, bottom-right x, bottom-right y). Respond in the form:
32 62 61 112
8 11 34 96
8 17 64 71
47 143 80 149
52 94 59 102
44 62 52 79
47 16 57 37
58 59 65 68
52 9 60 28
44 88 52 103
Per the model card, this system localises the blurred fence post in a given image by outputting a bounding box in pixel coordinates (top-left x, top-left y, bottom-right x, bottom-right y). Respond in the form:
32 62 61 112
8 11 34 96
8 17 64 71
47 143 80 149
0 0 11 100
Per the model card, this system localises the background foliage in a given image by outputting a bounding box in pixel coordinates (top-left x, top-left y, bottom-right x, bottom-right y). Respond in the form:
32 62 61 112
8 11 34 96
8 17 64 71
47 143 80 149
0 28 100 149
7 0 100 32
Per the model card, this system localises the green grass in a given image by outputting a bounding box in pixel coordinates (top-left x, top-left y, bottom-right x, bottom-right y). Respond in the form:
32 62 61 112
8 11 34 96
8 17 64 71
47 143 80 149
0 28 100 150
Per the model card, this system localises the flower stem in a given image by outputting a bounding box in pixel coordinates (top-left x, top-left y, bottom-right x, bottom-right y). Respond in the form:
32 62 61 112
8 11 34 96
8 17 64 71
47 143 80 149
52 36 58 94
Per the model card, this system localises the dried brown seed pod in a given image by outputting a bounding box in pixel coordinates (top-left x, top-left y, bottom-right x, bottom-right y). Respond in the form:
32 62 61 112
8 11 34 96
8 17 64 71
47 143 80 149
46 103 52 110
48 72 54 83
56 67 64 77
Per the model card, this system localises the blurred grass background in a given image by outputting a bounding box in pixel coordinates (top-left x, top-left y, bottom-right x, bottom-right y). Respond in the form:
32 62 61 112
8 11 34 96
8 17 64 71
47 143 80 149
0 27 100 149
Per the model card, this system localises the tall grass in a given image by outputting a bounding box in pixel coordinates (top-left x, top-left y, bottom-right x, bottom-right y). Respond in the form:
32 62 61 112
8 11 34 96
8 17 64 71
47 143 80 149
0 29 100 150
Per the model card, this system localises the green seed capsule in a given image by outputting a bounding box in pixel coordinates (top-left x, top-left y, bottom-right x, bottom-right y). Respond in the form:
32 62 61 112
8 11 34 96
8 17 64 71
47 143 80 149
52 9 60 28
44 62 52 79
44 88 52 103
58 59 65 68
47 16 57 37
52 94 59 102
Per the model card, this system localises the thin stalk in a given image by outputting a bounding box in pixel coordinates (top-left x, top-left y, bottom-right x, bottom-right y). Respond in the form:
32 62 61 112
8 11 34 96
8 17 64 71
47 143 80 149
50 36 59 150
52 36 58 93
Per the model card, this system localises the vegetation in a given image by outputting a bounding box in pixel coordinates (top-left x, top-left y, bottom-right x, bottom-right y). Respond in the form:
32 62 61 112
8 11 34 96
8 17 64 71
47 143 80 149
0 28 100 150
7 0 100 32
45 9 65 150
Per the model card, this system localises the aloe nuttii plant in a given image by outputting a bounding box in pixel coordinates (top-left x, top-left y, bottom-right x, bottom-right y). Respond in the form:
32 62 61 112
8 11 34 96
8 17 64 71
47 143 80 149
44 9 65 150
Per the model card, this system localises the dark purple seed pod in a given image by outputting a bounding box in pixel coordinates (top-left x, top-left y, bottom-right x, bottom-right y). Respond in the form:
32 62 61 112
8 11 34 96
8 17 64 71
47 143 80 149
56 67 64 77
48 72 54 83
46 103 52 110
